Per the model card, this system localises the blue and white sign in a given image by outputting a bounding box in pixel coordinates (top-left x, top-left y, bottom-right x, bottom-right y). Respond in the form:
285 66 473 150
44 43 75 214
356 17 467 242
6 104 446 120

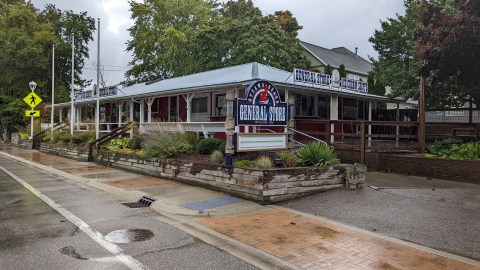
236 80 288 126
294 68 368 93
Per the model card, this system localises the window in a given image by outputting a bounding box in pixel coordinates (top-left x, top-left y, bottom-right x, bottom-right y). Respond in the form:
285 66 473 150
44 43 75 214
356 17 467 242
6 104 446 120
215 94 226 116
348 74 360 81
295 95 315 116
318 95 330 119
191 96 208 113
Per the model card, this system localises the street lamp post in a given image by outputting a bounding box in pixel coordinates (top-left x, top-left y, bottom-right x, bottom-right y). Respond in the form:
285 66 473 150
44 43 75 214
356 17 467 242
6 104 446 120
28 81 37 139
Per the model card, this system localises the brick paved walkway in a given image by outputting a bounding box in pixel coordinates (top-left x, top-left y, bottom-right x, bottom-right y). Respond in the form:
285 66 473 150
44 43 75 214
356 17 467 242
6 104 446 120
198 208 479 270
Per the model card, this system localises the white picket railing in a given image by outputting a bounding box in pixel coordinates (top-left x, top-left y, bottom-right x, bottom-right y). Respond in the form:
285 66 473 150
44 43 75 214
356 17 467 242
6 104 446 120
139 122 226 137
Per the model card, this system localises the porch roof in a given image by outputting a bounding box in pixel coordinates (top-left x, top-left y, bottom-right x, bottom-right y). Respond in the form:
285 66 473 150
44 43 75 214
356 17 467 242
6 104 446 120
53 62 391 107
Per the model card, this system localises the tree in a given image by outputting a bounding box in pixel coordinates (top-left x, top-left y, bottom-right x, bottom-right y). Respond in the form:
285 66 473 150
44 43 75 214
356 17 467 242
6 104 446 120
368 0 421 101
338 64 346 78
0 0 95 140
125 0 310 84
416 0 480 108
125 0 215 85
324 64 333 75
39 4 96 102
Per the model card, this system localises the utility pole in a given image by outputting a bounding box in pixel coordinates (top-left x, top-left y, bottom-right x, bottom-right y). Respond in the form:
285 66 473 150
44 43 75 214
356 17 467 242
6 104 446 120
70 34 75 135
95 18 101 139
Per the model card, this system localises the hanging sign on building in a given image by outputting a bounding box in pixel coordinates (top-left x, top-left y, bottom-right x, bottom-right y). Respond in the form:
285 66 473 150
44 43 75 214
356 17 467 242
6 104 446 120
236 80 288 126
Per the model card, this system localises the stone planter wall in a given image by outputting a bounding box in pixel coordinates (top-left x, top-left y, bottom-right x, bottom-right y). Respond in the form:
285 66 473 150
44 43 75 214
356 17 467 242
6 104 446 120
39 142 90 162
96 150 347 203
337 149 480 184
11 133 33 149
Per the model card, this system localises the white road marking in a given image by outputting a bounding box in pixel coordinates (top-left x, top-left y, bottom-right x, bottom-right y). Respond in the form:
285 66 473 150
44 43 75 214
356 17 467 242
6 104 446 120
0 164 149 270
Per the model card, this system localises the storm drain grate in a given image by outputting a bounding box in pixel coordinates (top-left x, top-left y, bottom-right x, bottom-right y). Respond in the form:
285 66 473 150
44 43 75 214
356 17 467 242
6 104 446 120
122 196 156 208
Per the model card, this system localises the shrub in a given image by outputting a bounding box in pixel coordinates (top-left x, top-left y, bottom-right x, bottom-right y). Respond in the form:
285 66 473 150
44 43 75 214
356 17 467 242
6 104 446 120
177 132 199 149
19 133 30 140
276 151 298 167
428 139 480 160
196 138 224 155
71 131 96 146
296 142 338 167
127 136 143 150
143 132 193 159
218 140 226 152
54 131 72 144
105 138 132 151
233 160 254 168
210 150 225 164
254 156 272 170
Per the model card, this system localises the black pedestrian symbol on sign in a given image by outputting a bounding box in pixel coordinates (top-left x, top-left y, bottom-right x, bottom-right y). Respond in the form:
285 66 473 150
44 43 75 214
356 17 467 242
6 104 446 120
30 95 36 105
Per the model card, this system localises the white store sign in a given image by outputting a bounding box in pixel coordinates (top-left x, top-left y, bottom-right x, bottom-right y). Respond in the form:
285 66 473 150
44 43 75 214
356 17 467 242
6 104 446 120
237 133 288 152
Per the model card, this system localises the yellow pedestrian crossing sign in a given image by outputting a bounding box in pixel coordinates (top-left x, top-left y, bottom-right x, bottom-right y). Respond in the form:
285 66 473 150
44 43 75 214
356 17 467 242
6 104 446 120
23 92 42 109
25 110 40 117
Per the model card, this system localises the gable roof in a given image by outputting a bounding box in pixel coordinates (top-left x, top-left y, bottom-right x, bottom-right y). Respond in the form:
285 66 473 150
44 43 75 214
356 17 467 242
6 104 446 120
300 41 372 76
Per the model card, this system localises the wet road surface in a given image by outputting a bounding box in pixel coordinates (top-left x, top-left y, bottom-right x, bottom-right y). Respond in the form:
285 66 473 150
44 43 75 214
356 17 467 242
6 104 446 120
0 156 257 270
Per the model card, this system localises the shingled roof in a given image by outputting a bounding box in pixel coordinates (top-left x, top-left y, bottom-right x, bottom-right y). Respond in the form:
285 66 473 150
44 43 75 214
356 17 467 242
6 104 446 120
300 41 372 76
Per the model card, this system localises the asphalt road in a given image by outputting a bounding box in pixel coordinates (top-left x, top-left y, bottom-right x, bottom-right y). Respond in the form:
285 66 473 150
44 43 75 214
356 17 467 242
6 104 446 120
279 172 480 261
0 156 257 270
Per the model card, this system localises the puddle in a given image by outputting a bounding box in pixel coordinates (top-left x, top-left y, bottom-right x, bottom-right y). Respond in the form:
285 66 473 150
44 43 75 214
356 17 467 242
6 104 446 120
60 246 89 260
104 229 154 243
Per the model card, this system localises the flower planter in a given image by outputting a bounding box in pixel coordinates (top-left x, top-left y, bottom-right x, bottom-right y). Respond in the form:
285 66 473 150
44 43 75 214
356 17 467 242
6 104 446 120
95 150 349 203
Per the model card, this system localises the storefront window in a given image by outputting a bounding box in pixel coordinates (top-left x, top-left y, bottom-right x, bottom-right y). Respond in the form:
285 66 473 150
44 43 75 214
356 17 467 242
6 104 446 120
295 95 315 116
318 95 330 119
192 96 208 113
215 94 226 116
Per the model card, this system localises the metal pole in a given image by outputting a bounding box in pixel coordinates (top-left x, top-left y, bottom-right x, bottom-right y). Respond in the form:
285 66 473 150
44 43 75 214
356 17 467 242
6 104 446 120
95 18 101 139
70 34 75 135
418 75 425 153
51 44 55 140
30 115 34 139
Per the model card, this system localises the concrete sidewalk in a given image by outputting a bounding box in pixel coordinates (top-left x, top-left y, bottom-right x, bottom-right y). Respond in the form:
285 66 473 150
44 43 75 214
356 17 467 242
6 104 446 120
1 144 479 270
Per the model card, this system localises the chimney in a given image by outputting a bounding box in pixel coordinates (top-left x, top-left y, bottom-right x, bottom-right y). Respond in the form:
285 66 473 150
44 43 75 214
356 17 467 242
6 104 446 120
355 47 358 58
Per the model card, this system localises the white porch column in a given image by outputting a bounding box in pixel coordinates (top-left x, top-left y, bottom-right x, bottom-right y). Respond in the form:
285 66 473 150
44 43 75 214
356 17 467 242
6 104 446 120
129 100 134 122
330 94 339 144
368 100 374 146
140 99 145 124
118 101 124 126
182 93 195 122
146 98 155 123
284 90 289 134
76 106 81 130
59 108 63 123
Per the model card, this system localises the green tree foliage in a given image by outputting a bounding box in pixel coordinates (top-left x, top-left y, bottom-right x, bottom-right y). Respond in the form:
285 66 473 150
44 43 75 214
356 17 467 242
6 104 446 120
0 0 95 140
416 0 480 108
324 64 333 75
338 64 346 78
39 4 96 101
368 0 421 101
125 0 215 85
125 0 310 84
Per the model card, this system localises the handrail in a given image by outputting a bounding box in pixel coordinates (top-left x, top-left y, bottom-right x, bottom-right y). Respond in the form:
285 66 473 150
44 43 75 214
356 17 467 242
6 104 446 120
87 122 135 161
256 128 305 147
287 127 327 145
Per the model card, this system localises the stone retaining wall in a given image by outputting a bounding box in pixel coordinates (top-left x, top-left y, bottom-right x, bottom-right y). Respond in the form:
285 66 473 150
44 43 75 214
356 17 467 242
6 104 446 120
11 133 33 149
39 142 90 162
96 150 347 203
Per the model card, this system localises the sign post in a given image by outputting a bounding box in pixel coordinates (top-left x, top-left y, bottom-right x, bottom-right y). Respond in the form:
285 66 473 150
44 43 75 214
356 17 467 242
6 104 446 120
23 82 42 139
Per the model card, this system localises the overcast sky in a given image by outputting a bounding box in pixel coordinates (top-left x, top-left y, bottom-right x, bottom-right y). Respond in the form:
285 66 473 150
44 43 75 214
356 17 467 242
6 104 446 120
30 0 405 87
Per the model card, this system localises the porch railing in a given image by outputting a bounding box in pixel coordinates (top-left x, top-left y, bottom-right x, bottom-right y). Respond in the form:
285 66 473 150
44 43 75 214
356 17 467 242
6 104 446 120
139 122 226 137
